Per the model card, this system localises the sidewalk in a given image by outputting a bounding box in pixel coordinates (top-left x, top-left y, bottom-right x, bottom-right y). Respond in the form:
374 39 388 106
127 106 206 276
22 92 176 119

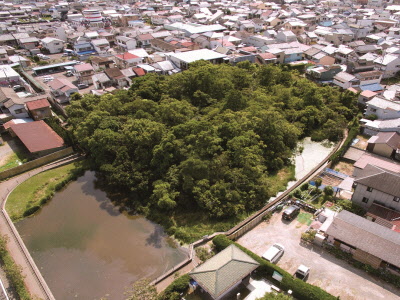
0 155 80 300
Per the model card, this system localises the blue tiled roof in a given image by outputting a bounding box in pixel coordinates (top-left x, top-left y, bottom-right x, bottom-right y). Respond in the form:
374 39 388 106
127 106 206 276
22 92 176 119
77 50 96 55
360 83 383 92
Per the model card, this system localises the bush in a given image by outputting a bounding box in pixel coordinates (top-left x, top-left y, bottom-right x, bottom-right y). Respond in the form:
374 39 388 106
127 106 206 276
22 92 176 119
212 235 336 300
23 205 40 217
300 183 309 191
337 200 365 216
158 274 190 300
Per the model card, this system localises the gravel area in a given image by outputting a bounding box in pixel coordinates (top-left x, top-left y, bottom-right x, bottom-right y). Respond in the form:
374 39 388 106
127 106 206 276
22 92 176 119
237 212 400 300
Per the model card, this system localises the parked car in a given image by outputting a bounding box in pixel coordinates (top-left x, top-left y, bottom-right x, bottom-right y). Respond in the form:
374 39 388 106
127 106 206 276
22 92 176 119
295 265 310 281
262 243 284 263
37 54 50 60
12 85 25 92
77 83 89 89
282 205 300 221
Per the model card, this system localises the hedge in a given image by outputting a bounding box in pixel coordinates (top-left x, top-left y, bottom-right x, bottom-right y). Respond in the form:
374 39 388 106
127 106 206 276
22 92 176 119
329 117 360 166
157 274 191 300
212 235 336 300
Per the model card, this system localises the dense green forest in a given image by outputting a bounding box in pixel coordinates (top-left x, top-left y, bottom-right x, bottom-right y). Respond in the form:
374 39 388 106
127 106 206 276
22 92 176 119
66 61 356 221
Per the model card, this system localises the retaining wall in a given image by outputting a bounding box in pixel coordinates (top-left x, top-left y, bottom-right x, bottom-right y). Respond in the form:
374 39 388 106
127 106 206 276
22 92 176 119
0 147 74 181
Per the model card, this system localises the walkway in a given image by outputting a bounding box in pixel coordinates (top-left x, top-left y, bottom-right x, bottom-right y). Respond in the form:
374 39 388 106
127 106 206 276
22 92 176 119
0 154 81 300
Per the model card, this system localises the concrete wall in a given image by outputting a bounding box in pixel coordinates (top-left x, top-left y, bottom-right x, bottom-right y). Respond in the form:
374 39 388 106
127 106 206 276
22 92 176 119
0 147 74 180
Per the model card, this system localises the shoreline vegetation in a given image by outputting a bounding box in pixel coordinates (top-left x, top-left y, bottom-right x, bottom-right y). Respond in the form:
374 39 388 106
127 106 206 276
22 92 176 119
0 235 31 300
6 161 87 222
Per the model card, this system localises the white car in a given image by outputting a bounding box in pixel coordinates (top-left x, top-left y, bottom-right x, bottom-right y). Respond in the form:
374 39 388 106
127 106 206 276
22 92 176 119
295 265 310 281
262 243 284 263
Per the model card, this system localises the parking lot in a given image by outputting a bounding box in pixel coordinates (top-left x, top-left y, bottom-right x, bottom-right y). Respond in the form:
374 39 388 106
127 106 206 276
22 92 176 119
237 211 400 300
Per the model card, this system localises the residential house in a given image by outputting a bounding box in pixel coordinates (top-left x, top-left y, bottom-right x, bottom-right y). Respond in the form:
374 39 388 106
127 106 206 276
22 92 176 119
189 245 259 299
114 52 142 68
326 210 400 273
8 55 31 68
25 98 51 120
306 65 342 82
74 63 94 84
374 54 400 78
92 72 113 90
104 67 130 88
365 96 400 120
367 132 400 159
168 49 227 70
137 34 154 48
18 37 39 50
41 37 64 54
48 78 79 103
333 72 359 89
352 164 400 211
276 31 298 43
335 47 354 64
9 120 65 157
362 118 400 136
152 60 176 75
346 53 377 74
73 40 96 60
91 39 110 54
0 48 8 65
283 20 306 35
116 35 137 51
258 52 277 64
90 56 115 71
356 71 384 93
358 90 378 105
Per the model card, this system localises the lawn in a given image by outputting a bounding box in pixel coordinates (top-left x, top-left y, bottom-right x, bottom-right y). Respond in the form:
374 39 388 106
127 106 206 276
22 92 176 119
6 161 85 222
297 212 313 226
0 152 28 173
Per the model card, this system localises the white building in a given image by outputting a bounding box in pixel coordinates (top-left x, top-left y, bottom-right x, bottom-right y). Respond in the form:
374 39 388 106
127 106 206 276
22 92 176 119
41 37 64 54
365 96 400 120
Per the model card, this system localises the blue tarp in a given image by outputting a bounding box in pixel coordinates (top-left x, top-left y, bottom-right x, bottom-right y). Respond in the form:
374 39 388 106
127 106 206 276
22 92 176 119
77 50 96 55
360 83 383 92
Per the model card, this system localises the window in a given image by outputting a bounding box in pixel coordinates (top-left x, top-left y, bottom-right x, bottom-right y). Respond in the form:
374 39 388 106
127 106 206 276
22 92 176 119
14 108 24 114
362 197 369 203
394 197 400 203
367 186 373 192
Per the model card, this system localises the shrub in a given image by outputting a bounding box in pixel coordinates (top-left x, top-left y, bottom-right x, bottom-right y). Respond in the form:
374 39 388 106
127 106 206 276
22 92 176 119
300 183 309 191
212 235 336 300
23 205 40 217
158 274 190 300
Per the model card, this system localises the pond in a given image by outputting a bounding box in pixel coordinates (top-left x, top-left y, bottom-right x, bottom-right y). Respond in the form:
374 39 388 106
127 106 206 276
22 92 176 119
16 171 187 300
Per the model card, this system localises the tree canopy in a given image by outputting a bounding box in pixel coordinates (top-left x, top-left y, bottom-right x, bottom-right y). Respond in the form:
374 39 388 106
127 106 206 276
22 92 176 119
66 62 356 219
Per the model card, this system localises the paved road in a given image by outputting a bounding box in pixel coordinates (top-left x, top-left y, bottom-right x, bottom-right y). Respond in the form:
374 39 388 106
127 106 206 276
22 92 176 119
0 155 80 300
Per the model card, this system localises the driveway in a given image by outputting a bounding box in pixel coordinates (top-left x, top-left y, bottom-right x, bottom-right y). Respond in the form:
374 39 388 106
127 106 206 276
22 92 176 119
237 212 400 300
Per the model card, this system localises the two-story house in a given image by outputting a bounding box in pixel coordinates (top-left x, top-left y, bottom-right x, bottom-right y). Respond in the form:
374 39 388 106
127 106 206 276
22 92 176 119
374 54 400 78
114 52 142 68
74 63 94 85
48 78 79 103
333 72 360 89
352 164 400 211
41 37 64 54
91 39 110 55
365 96 400 120
25 98 52 120
116 36 137 51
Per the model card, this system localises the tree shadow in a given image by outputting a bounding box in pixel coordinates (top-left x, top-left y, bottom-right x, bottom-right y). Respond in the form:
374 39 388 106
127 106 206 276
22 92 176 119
145 226 165 249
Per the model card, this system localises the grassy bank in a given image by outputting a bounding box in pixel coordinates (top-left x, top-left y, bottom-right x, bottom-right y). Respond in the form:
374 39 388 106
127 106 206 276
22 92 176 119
153 165 296 244
0 235 31 300
6 161 87 222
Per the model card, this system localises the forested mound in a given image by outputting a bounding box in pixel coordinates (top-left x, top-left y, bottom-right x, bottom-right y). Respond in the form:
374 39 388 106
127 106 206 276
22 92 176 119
66 61 356 219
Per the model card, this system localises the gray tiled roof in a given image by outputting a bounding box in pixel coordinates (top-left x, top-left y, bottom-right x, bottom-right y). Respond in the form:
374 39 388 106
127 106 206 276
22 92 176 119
190 244 259 299
326 210 400 267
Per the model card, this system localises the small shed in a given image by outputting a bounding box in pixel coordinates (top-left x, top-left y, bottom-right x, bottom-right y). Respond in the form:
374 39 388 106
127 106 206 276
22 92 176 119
367 131 400 159
190 244 259 299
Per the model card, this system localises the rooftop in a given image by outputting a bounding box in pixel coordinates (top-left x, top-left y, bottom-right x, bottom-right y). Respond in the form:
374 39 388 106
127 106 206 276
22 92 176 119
10 120 64 153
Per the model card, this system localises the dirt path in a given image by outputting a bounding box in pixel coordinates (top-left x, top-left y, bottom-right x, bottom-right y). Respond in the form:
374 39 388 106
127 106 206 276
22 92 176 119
0 155 80 300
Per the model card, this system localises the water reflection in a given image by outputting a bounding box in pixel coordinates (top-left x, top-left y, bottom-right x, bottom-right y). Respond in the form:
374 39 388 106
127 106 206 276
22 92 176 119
16 171 187 300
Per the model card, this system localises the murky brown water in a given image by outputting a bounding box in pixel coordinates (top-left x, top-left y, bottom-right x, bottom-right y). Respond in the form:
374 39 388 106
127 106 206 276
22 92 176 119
16 171 187 300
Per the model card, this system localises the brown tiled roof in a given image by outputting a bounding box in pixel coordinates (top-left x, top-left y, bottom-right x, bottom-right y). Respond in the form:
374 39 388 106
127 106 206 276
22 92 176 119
25 98 50 111
132 67 145 76
10 120 64 153
104 67 125 79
